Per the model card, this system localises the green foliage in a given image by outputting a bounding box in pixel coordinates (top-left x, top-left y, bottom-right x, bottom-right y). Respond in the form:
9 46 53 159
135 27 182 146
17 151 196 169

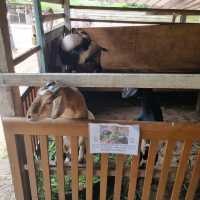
8 0 147 10
70 0 147 8
48 138 56 161
36 138 135 199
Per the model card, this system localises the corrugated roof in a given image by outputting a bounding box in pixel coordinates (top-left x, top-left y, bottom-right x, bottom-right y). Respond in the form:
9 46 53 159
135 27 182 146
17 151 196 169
130 0 200 10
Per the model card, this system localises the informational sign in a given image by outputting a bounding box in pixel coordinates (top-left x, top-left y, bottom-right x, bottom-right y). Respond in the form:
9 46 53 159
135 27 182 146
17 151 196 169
89 123 140 155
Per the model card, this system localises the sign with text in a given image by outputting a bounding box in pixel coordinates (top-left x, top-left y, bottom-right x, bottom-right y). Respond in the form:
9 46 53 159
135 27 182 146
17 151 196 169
89 123 140 155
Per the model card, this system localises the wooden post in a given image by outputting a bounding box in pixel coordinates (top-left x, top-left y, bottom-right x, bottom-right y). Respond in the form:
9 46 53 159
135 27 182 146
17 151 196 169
180 15 187 23
172 13 178 23
0 1 31 199
33 0 47 72
64 0 71 32
196 92 200 112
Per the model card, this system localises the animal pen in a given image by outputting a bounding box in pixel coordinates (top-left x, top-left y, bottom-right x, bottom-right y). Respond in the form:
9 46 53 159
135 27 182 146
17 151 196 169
0 0 200 200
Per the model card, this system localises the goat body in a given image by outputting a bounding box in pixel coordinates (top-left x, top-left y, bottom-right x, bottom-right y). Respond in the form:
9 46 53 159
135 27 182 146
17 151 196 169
27 82 94 163
122 88 163 167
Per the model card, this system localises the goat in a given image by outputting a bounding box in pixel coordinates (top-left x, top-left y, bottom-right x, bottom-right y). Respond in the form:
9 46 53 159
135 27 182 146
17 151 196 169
122 88 163 167
122 88 163 121
59 29 107 73
27 81 94 163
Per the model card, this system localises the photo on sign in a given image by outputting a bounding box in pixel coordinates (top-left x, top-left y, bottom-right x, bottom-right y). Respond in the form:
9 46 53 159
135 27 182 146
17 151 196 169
89 123 140 155
100 125 129 144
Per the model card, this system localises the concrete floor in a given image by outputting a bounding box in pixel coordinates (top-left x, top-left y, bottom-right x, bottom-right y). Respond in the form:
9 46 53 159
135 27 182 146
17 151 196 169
0 24 38 200
0 119 15 200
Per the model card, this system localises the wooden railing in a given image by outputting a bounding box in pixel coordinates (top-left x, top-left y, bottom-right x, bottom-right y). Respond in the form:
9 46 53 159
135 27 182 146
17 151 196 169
21 87 37 115
2 118 200 200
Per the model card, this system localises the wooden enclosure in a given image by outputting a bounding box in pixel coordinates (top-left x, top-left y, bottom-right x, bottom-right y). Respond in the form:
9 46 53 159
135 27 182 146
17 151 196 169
2 117 200 200
1 0 200 199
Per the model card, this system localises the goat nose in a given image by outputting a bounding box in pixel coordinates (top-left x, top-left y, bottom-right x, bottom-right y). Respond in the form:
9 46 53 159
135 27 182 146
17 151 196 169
27 115 31 119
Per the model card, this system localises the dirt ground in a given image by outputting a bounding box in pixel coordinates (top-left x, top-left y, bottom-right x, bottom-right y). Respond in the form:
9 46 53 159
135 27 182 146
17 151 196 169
86 91 200 122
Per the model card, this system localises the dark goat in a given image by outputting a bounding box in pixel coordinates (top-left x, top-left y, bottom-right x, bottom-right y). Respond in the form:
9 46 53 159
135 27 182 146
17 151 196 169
122 88 163 167
137 89 163 121
59 30 107 73
122 88 163 121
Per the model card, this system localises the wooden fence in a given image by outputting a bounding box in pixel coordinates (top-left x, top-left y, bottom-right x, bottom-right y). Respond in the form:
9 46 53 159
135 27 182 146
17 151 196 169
21 87 37 115
2 118 200 200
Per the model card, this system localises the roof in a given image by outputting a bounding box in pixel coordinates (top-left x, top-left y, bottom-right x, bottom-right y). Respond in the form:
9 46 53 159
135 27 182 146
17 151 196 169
130 0 200 10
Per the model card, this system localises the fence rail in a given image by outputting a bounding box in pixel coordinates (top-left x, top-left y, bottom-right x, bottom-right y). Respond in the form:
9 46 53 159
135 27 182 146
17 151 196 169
2 117 200 200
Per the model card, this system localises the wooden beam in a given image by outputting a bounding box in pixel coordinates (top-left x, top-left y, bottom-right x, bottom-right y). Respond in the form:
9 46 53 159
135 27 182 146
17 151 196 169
196 92 200 112
0 1 30 199
33 0 47 72
12 46 40 66
70 18 190 25
41 0 63 4
42 13 65 22
70 5 200 15
3 117 200 140
64 0 71 31
1 73 200 89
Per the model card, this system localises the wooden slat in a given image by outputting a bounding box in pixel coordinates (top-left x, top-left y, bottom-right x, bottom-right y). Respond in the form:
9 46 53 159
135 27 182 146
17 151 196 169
2 73 200 89
113 155 126 200
24 135 38 200
12 46 40 66
70 5 200 15
64 0 71 30
156 140 176 200
185 149 200 200
3 129 25 200
171 140 193 200
3 118 200 141
70 18 178 25
71 136 79 200
39 136 52 200
141 140 159 200
42 0 63 4
127 155 140 200
42 13 65 22
86 139 94 200
100 154 109 200
55 136 65 200
34 158 197 180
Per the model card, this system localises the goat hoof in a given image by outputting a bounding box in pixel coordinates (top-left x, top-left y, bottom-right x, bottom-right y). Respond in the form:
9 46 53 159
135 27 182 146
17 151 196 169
78 157 85 164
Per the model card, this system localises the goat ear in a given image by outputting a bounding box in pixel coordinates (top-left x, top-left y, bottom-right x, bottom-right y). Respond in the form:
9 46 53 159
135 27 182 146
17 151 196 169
51 96 63 119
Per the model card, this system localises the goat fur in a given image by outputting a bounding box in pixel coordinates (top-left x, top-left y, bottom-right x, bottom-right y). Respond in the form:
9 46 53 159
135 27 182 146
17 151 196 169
27 82 94 163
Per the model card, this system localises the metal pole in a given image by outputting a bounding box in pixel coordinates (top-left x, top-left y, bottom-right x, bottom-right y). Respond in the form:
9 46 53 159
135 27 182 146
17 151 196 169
32 0 46 72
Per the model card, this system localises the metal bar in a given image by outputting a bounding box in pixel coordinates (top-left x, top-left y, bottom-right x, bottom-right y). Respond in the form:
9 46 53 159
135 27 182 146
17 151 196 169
33 0 47 72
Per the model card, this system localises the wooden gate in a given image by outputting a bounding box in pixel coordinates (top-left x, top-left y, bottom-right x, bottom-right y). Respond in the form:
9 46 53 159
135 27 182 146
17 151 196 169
2 118 200 200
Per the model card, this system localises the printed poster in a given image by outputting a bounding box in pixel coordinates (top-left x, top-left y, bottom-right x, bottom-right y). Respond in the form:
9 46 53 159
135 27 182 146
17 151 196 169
89 123 140 155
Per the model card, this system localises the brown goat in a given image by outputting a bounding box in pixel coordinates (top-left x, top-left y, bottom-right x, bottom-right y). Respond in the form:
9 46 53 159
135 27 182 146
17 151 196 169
27 82 94 163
